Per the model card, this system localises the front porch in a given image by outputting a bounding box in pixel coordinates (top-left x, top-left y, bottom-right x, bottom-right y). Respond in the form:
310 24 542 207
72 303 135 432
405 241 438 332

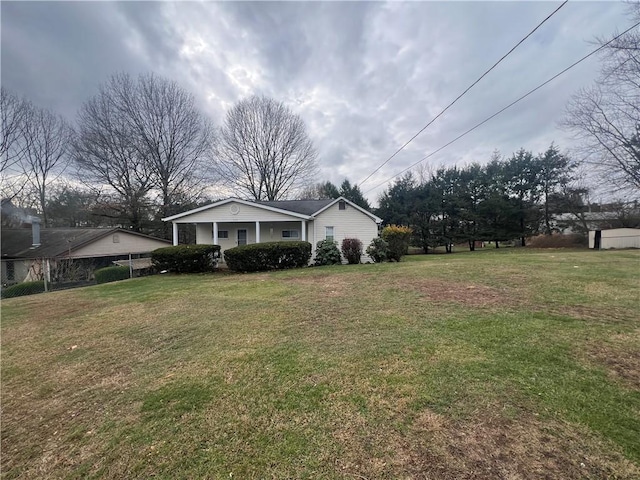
172 219 310 250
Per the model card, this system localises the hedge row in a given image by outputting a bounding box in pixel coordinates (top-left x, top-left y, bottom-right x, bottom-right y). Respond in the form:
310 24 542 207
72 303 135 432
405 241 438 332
224 241 312 272
95 266 130 284
1 281 45 298
152 244 221 273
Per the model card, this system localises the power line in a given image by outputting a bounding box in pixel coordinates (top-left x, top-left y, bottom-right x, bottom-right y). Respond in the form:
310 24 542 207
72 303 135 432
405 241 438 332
363 20 640 195
357 0 569 187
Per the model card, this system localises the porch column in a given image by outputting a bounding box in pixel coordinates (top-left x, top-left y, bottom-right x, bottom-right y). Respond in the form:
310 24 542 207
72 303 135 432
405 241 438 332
301 220 307 241
255 221 261 243
213 222 218 245
172 222 178 246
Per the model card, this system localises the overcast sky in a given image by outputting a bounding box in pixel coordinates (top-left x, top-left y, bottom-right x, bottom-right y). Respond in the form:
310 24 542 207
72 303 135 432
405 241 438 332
1 1 632 204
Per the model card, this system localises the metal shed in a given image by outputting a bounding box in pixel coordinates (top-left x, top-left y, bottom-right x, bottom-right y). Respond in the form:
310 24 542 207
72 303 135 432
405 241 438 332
589 228 640 249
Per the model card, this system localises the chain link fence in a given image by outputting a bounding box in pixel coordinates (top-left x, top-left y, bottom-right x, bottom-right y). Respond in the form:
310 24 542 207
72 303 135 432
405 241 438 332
1 254 153 299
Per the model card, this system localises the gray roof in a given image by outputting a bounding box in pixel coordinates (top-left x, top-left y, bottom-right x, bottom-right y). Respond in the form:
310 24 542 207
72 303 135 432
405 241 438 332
1 228 170 259
256 199 335 216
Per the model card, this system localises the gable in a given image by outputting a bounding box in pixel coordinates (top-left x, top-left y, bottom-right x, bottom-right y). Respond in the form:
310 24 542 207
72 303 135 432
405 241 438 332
70 231 170 258
168 200 308 223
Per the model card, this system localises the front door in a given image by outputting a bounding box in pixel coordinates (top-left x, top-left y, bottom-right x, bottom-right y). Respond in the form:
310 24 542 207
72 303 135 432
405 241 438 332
237 229 247 246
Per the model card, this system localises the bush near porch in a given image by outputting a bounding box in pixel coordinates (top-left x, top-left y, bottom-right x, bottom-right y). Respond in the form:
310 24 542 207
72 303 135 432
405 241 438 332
151 244 222 274
224 241 312 272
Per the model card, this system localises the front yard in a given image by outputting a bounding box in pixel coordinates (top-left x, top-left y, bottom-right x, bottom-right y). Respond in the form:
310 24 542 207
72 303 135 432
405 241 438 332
1 248 639 479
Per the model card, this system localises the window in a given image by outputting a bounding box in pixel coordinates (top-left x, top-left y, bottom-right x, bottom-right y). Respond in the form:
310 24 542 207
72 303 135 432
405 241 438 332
338 200 346 210
218 230 229 239
282 230 299 239
325 226 334 242
6 261 15 282
112 234 120 243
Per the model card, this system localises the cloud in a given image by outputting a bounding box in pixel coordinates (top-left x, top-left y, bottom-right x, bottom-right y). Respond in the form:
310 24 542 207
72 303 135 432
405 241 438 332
1 1 630 204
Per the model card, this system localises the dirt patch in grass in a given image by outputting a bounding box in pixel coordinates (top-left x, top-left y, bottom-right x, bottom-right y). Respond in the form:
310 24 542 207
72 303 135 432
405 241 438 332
284 273 351 298
410 279 519 308
405 410 638 479
585 331 640 389
333 407 639 479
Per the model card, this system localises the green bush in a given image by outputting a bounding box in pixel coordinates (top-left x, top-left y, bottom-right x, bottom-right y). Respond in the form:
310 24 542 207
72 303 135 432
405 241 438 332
314 239 342 266
341 238 363 264
224 241 312 273
366 237 389 263
95 266 130 284
381 225 413 262
151 244 221 274
1 281 45 298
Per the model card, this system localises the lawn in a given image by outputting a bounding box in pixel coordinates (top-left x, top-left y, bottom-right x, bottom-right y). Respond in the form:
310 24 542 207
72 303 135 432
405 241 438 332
1 248 639 479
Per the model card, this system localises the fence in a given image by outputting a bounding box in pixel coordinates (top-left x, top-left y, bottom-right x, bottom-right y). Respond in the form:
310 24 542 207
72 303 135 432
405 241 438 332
1 254 153 299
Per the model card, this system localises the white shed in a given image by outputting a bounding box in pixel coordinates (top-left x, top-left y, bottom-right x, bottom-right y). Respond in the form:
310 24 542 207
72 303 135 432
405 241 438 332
588 228 640 249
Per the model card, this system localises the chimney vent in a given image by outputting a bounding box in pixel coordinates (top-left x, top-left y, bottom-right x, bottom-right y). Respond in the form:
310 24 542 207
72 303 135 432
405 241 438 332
31 216 41 247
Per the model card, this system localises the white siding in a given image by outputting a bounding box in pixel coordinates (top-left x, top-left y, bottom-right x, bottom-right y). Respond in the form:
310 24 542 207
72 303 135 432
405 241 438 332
196 224 213 244
313 203 379 261
590 228 640 249
71 233 170 258
173 201 303 224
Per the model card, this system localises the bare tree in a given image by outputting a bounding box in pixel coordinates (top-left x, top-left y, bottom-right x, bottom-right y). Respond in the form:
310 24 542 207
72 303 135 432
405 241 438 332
74 73 215 234
563 5 640 195
217 95 318 201
124 73 215 225
1 88 30 200
74 74 154 231
19 103 73 227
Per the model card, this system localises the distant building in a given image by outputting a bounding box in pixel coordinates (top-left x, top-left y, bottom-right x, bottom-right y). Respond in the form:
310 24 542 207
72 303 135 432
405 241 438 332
588 228 640 250
1 224 170 285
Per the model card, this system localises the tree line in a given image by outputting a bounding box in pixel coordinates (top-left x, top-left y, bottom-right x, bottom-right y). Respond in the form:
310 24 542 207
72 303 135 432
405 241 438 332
1 74 318 237
376 145 587 251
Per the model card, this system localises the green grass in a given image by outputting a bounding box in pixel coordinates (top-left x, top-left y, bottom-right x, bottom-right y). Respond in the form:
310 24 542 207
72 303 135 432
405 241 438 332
2 248 639 479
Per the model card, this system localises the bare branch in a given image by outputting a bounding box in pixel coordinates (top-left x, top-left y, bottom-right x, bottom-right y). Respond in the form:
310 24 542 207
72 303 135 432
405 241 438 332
217 95 318 201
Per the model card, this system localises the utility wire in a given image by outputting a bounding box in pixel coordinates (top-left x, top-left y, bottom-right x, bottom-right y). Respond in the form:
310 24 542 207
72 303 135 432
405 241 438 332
363 20 640 195
358 0 569 187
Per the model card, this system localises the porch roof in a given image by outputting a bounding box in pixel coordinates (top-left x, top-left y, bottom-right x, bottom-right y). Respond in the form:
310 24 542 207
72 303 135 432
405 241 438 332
162 197 333 222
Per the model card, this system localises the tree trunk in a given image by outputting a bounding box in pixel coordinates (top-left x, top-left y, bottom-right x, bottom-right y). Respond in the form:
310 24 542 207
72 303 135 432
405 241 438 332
495 240 499 249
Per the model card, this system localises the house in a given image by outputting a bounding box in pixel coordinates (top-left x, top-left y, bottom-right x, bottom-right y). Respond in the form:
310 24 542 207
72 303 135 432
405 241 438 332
588 228 640 250
162 197 382 262
1 224 171 285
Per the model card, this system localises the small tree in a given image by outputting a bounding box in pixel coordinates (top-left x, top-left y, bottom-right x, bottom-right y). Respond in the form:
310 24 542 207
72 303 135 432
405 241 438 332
314 239 341 266
341 238 363 264
381 225 413 262
366 237 389 263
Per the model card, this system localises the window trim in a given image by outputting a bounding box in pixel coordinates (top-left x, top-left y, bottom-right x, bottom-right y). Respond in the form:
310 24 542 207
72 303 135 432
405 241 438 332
281 229 299 239
325 226 334 242
218 230 229 239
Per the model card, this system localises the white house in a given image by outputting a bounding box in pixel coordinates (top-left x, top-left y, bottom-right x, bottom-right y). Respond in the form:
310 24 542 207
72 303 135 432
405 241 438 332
588 228 640 249
162 197 382 261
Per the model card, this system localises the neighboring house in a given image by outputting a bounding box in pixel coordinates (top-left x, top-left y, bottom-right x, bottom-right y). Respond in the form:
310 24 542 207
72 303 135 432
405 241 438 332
162 197 382 262
588 228 640 250
1 225 171 285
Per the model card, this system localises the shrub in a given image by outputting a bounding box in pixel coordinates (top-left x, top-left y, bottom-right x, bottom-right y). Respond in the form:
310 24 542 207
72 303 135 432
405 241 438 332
381 225 413 262
224 241 312 273
366 237 389 263
527 234 588 248
1 281 45 298
314 239 342 266
95 266 130 284
152 244 221 274
341 238 363 264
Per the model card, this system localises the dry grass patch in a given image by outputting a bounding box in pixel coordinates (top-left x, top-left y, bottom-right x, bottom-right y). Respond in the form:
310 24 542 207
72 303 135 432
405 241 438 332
410 279 519 308
584 330 640 389
331 406 639 480
401 410 639 480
